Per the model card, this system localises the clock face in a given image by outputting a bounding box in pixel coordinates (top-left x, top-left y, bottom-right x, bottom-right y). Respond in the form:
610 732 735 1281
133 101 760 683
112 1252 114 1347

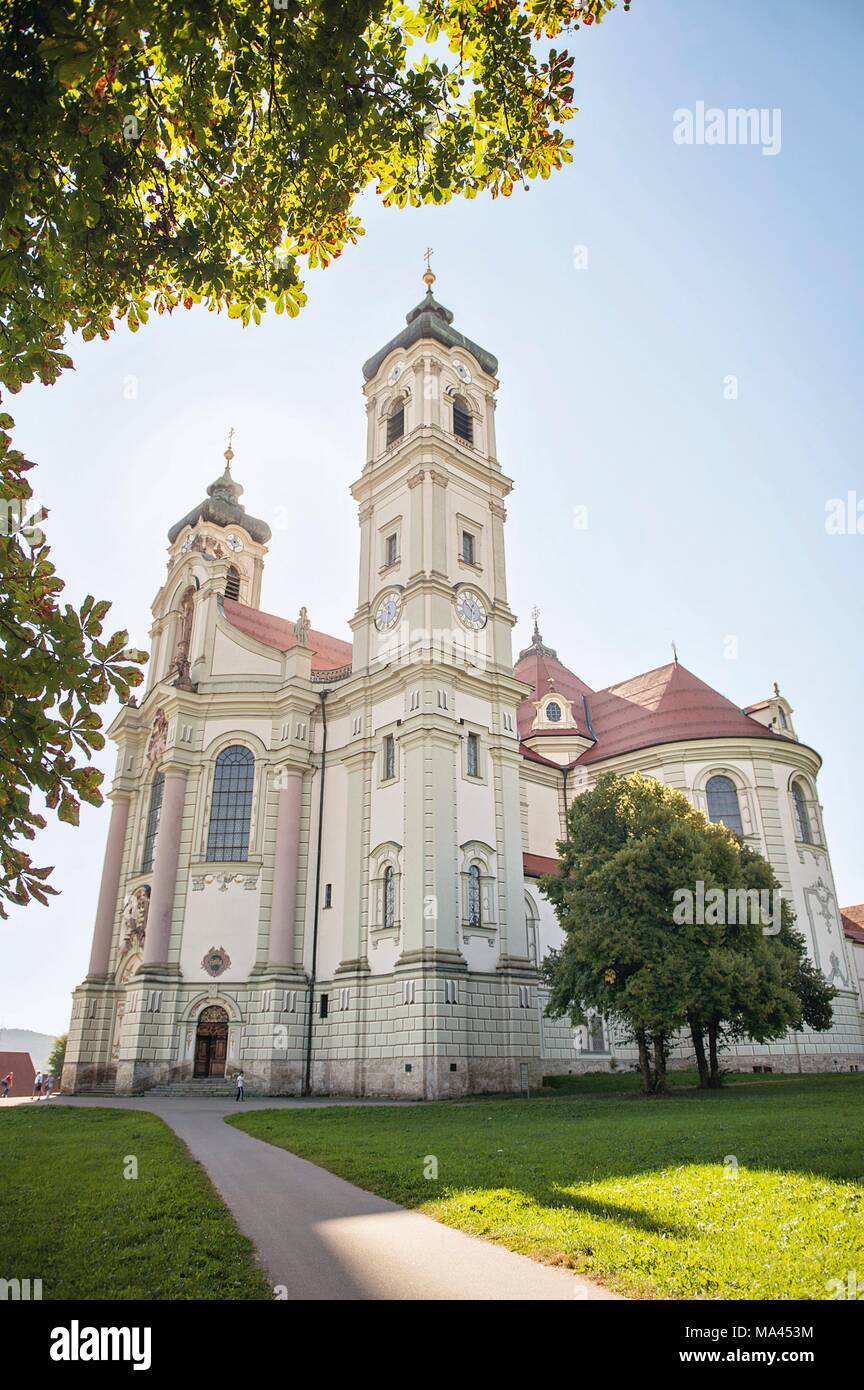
387 362 405 386
455 589 487 631
225 534 243 553
454 360 472 384
375 590 402 631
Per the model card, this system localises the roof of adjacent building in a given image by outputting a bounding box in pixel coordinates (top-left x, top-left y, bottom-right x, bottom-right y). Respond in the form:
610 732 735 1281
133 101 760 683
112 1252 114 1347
523 852 561 878
841 906 864 944
362 288 498 382
0 1052 36 1092
222 597 353 673
514 647 792 766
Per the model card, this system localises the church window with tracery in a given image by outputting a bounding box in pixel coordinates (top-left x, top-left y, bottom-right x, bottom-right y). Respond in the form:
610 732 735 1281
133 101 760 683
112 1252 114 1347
706 774 744 837
207 745 254 861
142 773 165 871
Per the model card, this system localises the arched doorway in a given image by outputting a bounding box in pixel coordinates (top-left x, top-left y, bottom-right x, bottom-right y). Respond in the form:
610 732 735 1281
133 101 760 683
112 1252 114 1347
194 1005 229 1078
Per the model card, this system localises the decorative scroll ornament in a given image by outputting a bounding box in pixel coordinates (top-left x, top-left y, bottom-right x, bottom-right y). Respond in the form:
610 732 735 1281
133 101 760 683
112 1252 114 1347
146 709 168 765
201 950 231 979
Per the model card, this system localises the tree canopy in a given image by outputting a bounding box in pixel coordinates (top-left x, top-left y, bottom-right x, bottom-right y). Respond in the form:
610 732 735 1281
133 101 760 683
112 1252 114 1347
1 0 626 391
0 0 627 917
541 773 835 1093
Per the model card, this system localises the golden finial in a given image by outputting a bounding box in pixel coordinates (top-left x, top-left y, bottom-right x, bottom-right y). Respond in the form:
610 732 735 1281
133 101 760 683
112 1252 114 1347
224 426 235 466
422 247 435 289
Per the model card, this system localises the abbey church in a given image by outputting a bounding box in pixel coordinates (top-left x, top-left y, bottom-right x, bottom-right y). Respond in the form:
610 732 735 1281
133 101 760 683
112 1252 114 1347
63 274 864 1097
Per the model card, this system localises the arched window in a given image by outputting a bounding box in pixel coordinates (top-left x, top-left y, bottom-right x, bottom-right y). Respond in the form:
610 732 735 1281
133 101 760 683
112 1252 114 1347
706 774 744 837
386 400 405 445
792 780 814 844
142 772 165 871
546 701 562 723
383 865 395 930
207 745 254 861
225 566 241 602
453 395 473 443
467 863 482 927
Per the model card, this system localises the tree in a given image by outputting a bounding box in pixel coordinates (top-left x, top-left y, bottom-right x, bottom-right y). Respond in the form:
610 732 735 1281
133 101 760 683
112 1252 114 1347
0 421 146 916
0 0 627 914
541 772 836 1095
46 1031 67 1077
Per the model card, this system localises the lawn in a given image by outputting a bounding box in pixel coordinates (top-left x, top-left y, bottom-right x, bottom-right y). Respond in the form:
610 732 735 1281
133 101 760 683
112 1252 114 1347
230 1072 864 1300
0 1105 271 1299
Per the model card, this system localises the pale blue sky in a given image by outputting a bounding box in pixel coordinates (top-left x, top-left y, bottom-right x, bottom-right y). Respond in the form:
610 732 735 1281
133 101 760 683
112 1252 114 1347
3 0 862 1034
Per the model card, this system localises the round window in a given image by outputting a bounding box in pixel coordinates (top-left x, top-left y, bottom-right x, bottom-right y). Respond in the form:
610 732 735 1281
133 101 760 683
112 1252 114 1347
546 701 562 723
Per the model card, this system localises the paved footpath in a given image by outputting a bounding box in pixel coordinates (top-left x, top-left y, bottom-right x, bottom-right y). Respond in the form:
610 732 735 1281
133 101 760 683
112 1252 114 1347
11 1094 620 1301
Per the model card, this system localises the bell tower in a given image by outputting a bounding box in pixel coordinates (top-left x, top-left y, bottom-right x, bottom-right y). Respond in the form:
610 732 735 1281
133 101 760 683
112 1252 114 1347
350 264 517 676
147 437 272 692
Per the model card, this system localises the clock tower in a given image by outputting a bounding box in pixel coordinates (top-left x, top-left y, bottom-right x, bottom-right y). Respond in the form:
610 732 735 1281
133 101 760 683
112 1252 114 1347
350 266 517 676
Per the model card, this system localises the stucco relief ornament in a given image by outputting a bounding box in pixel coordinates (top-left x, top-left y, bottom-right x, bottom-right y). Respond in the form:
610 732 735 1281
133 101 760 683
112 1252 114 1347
146 709 168 765
201 946 231 978
120 885 150 952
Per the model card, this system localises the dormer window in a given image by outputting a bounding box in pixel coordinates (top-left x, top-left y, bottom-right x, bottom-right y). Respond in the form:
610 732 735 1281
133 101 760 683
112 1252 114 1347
453 396 473 444
546 701 562 723
225 565 241 601
386 402 405 445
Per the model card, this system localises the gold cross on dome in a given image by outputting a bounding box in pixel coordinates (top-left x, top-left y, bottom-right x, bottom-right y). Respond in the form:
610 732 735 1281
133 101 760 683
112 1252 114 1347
424 247 434 273
224 426 235 463
422 247 436 288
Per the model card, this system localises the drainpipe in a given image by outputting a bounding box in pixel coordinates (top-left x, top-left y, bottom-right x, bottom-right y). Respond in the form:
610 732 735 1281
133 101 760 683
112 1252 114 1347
303 689 329 1097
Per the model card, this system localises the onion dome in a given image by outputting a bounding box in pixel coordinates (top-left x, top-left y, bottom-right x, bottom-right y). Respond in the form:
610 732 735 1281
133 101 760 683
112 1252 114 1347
167 437 271 545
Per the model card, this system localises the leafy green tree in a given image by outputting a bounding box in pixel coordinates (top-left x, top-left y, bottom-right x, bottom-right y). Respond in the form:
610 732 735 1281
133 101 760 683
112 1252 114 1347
541 772 836 1095
0 0 627 914
0 421 146 916
46 1031 67 1077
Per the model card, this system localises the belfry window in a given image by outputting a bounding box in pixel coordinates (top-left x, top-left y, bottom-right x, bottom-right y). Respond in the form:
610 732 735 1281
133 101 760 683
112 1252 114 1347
207 745 254 861
386 403 405 445
142 772 165 872
467 864 482 927
706 774 744 837
453 396 473 443
225 566 241 601
792 781 814 844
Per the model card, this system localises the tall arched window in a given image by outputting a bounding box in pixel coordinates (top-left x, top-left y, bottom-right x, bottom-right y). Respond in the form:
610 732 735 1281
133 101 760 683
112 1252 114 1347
792 780 814 844
706 774 744 836
225 566 241 601
386 400 404 445
207 745 254 861
453 395 473 443
142 772 165 871
467 863 482 927
383 865 395 930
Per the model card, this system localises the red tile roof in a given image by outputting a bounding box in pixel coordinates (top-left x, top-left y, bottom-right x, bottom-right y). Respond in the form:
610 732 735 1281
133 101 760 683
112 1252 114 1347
514 653 787 767
0 1051 36 1095
523 852 560 878
841 906 864 944
222 598 353 673
514 649 594 738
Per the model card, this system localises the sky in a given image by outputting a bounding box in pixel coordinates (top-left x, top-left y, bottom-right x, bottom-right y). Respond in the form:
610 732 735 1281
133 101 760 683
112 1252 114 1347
2 0 862 1036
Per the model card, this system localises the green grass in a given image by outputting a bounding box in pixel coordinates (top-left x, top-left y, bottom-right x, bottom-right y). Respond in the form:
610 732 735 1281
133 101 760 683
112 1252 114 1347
229 1073 864 1300
0 1105 272 1299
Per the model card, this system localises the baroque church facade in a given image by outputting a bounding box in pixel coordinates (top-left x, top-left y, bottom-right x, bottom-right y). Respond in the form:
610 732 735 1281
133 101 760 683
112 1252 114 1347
63 276 864 1097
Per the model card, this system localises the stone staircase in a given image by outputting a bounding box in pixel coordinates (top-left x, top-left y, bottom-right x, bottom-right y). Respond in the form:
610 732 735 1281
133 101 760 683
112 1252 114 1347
146 1079 254 1098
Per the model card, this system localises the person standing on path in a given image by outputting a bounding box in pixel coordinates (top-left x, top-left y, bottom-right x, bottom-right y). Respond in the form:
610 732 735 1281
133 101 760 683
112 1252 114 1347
44 1074 54 1099
235 1071 245 1102
32 1071 43 1100
1 1072 11 1099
